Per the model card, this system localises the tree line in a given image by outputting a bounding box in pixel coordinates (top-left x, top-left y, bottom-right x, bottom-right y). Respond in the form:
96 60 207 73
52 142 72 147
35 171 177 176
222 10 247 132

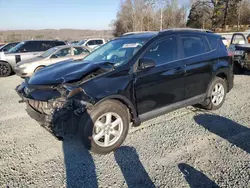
112 0 250 36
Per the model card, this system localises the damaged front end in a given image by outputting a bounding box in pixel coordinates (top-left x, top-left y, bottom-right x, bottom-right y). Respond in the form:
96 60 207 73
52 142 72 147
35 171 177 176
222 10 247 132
234 45 250 70
16 79 94 139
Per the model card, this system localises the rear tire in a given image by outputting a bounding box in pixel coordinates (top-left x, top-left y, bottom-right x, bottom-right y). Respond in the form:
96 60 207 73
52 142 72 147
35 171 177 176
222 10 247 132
202 77 227 110
79 100 130 155
0 61 12 77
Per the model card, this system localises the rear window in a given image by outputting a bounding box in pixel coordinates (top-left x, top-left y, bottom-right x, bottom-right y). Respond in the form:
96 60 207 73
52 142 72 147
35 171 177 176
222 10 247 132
54 41 66 46
206 35 218 51
181 34 206 58
38 41 54 51
95 40 104 45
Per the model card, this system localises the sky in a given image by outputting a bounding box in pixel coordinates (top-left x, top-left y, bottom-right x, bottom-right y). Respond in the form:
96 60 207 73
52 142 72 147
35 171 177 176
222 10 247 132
0 0 120 30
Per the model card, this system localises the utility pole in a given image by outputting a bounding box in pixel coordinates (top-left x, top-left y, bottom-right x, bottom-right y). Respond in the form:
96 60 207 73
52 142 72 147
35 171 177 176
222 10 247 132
160 7 163 31
237 1 242 29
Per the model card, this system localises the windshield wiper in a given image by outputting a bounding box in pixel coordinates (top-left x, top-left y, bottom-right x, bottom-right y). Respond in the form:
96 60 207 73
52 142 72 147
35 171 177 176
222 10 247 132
103 61 116 70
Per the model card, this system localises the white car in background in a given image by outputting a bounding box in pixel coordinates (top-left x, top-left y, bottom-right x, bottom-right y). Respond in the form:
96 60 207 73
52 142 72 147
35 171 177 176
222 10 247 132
78 38 106 49
14 45 91 78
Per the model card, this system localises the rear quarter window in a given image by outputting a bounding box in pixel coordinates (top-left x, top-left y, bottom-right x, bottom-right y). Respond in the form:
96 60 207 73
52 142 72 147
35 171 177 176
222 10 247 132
206 35 218 51
181 34 206 58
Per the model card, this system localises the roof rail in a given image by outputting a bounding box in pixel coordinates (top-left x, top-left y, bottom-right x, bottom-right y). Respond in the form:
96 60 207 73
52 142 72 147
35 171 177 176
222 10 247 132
122 31 157 36
160 28 214 33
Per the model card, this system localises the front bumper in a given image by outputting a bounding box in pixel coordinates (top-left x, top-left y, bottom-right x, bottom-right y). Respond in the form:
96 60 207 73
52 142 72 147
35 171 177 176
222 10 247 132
15 84 90 138
14 66 32 78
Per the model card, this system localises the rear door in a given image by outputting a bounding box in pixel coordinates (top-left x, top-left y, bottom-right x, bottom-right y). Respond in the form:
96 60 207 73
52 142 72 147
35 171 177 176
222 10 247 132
134 35 186 115
180 33 214 100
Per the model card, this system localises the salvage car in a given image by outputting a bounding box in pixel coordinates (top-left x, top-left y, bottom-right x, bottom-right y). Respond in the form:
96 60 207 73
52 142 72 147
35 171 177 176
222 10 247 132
14 45 92 78
78 38 106 49
16 29 234 154
0 40 66 77
0 42 19 52
228 33 250 73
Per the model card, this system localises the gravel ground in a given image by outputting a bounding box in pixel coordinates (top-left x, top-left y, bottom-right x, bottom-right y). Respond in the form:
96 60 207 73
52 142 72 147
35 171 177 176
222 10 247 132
0 75 250 188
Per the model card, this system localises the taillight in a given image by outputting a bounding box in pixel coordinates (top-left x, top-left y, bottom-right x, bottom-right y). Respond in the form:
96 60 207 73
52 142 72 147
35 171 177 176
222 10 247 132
227 50 234 57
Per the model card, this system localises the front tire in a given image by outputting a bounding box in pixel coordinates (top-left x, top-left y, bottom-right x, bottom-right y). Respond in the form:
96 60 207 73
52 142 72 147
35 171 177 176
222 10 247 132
202 77 227 110
79 100 130 155
0 61 12 77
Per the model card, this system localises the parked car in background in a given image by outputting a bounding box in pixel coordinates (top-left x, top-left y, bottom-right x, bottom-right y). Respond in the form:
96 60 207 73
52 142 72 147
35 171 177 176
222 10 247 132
78 38 106 49
0 40 66 77
228 33 250 73
14 45 92 78
16 29 233 154
0 42 19 52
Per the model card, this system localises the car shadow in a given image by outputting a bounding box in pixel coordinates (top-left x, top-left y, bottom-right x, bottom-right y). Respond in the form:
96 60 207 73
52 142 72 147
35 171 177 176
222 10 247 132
51 102 155 188
114 146 155 188
178 163 219 188
194 114 250 154
62 137 98 188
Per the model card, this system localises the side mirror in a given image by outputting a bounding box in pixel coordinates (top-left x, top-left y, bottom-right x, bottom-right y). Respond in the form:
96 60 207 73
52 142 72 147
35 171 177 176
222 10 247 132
138 58 156 70
50 54 58 59
3 49 7 52
20 48 26 52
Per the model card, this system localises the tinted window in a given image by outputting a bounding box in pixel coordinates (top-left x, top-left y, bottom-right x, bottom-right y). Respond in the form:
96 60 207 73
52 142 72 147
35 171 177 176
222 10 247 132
95 40 103 45
73 47 89 55
55 41 66 46
22 41 54 52
1 43 18 52
38 41 54 51
181 35 206 58
22 41 39 52
54 48 71 57
143 36 178 65
206 35 218 50
87 40 96 45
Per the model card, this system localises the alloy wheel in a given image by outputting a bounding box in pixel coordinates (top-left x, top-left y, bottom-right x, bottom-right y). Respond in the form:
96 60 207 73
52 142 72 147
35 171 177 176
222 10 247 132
211 83 225 106
93 112 123 147
0 63 9 76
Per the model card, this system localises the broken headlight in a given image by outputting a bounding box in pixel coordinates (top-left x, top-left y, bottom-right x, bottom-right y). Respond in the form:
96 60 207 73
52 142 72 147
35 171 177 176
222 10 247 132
234 50 244 56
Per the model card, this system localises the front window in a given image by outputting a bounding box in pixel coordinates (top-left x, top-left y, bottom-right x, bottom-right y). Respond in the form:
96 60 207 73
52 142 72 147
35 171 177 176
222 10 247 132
53 48 71 57
84 38 147 67
8 42 26 53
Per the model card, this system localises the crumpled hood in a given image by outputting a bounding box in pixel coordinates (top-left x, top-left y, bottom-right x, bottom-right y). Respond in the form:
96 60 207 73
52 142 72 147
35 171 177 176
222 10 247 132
28 59 111 85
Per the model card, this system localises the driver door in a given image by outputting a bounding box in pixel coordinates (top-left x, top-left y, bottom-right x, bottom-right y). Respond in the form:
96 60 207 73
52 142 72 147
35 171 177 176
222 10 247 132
134 35 186 115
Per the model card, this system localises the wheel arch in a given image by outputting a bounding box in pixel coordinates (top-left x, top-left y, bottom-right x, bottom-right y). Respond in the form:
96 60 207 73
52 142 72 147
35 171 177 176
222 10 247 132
34 65 46 72
94 95 139 125
214 69 229 91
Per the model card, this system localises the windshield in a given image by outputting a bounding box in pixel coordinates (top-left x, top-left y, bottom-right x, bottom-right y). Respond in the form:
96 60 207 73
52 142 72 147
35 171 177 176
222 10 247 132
8 41 25 53
78 40 86 45
84 38 147 66
40 47 59 58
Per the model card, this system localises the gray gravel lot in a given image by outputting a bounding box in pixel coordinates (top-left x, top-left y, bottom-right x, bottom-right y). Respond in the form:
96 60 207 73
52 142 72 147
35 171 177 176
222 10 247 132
0 75 250 188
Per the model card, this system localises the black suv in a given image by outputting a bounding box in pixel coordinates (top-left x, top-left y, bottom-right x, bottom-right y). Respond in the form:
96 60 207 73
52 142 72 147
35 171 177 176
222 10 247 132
16 29 234 154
